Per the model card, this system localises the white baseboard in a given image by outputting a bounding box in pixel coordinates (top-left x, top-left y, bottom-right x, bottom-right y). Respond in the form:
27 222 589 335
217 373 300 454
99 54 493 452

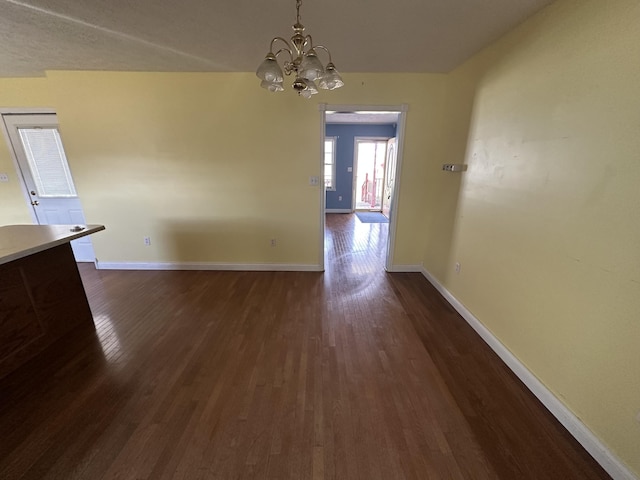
95 261 323 272
325 208 352 213
419 267 637 480
386 264 423 273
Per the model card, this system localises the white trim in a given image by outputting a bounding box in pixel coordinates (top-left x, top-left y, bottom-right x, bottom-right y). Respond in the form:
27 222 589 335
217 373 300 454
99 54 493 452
95 261 323 272
325 208 352 214
420 266 638 480
0 107 56 115
319 104 409 114
386 264 423 273
385 107 407 272
319 107 327 271
324 136 337 191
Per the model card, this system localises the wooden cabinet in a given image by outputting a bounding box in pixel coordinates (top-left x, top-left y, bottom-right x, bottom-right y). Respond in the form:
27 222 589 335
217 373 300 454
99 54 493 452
0 225 104 379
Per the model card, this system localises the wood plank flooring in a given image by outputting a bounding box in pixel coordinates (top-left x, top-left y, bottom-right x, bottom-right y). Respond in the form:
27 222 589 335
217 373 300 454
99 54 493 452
0 214 610 479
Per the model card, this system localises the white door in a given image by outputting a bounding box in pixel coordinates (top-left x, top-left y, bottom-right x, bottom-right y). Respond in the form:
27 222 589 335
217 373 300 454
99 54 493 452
382 137 397 218
2 113 95 262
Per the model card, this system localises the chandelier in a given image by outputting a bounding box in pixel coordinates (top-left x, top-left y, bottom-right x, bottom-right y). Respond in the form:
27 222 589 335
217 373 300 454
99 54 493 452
256 0 344 98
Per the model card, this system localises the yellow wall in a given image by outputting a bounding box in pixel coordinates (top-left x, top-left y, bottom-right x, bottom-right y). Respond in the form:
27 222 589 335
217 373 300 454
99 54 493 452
0 78 53 224
428 0 640 474
1 72 446 267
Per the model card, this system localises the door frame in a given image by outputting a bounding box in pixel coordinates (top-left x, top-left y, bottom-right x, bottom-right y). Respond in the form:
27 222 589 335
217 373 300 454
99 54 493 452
318 103 408 272
1 108 96 262
0 108 56 224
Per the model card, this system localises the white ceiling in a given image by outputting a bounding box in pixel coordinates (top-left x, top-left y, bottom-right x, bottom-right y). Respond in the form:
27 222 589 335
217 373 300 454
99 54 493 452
0 0 554 78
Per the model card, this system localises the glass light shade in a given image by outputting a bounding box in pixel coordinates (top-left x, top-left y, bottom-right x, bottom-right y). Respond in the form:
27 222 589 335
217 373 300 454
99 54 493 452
305 78 319 94
256 55 284 83
299 50 324 81
260 80 285 92
296 78 318 99
318 63 344 90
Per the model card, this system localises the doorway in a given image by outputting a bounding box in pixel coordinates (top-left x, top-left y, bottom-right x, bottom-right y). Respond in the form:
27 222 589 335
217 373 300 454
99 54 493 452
320 105 407 271
1 112 96 262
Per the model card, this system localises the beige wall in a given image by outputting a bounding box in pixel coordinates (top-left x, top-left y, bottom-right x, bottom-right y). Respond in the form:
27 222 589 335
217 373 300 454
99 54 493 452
428 0 639 474
0 72 446 267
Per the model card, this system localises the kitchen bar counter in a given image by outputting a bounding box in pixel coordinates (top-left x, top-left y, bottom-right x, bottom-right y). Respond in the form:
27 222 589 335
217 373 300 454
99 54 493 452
0 224 105 379
0 224 105 265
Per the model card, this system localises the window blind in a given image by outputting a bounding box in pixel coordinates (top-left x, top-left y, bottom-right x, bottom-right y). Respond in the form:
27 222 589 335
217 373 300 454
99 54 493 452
18 128 77 198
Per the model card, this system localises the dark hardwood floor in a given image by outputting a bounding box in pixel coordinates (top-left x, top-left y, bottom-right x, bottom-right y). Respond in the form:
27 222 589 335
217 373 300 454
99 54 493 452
0 214 610 479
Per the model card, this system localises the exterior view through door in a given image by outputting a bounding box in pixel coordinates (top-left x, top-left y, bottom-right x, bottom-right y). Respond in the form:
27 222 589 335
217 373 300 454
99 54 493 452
2 113 96 262
355 138 397 214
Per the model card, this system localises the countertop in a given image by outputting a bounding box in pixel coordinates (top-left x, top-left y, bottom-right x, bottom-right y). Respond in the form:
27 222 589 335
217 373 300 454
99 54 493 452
0 224 105 265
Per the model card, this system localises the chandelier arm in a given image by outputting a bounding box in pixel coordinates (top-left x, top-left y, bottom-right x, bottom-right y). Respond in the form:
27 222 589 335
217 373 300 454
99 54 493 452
304 35 314 50
274 48 294 65
314 45 333 64
270 36 293 53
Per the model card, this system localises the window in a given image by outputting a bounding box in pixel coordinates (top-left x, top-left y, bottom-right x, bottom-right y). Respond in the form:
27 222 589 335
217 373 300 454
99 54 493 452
18 127 77 198
324 137 336 190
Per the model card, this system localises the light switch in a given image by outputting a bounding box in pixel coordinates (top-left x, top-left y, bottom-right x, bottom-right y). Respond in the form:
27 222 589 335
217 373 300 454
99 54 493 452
442 164 468 172
347 167 353 172
0 173 8 182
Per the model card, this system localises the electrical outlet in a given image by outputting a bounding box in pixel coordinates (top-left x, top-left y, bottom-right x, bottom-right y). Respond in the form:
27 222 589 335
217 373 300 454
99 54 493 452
338 195 342 201
144 236 151 246
455 262 461 274
0 173 9 182
309 176 320 186
270 238 277 247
